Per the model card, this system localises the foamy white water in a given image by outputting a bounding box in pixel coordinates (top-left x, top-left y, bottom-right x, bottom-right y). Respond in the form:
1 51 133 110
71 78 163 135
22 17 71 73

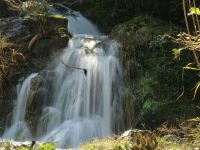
2 11 123 148
3 73 38 140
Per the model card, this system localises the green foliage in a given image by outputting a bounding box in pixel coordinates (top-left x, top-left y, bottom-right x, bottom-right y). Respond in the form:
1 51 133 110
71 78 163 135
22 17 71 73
172 0 200 98
112 16 200 128
190 7 200 15
17 146 29 150
172 48 181 59
69 0 181 33
79 139 132 150
38 143 56 150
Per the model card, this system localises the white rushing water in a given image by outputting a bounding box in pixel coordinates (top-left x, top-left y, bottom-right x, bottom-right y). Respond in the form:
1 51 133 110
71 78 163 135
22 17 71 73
2 11 123 148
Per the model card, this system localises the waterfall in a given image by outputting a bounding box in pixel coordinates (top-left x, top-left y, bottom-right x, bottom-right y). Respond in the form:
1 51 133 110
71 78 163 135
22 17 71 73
2 11 123 148
3 73 38 140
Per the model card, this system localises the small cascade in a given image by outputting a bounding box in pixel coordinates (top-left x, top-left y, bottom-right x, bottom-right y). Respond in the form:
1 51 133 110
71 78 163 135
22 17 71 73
3 73 38 140
2 11 123 148
68 11 102 35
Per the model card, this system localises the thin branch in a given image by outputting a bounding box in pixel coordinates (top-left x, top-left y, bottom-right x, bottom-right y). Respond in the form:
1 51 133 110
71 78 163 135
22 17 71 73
183 0 191 34
60 60 87 76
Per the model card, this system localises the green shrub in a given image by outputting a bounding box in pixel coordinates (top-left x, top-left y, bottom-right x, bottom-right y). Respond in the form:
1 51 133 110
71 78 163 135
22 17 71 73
111 16 200 129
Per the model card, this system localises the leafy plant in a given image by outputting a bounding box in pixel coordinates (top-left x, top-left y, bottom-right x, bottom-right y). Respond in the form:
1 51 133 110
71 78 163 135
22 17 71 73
78 138 132 150
190 7 200 15
171 0 200 99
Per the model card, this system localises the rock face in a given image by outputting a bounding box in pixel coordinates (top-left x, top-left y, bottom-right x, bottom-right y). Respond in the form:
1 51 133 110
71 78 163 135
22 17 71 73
119 129 157 150
25 71 57 133
27 70 57 106
0 14 71 133
0 17 70 58
0 1 10 18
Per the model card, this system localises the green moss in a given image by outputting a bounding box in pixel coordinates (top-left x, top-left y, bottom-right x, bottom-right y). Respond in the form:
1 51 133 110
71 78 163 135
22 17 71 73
17 146 29 150
78 138 132 150
38 143 56 150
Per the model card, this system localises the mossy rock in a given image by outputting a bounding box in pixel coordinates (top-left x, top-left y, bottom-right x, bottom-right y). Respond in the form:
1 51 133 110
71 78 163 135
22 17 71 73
110 16 199 128
110 15 180 82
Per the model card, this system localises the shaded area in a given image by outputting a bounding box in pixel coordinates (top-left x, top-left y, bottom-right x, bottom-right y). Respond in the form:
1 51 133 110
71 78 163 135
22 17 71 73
110 16 200 129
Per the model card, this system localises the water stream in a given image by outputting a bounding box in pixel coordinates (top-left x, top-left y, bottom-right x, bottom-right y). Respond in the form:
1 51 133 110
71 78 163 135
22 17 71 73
2 10 123 148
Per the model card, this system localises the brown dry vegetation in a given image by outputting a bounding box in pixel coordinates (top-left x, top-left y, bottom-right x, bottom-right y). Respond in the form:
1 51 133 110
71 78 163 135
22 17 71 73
156 117 200 150
0 36 25 99
171 0 200 99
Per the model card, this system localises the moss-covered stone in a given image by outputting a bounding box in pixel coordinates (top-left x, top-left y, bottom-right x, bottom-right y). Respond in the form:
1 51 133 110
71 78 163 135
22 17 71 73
110 16 200 129
110 15 180 83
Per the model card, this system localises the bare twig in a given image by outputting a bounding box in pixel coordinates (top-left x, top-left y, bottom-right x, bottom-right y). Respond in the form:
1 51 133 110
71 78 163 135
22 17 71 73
61 60 87 75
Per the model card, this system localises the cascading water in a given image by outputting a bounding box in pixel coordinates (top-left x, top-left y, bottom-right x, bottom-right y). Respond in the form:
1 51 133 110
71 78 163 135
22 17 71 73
2 10 123 148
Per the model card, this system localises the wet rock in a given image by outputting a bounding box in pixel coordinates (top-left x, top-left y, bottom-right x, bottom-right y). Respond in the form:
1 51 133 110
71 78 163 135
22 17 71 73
28 87 47 107
0 16 70 57
28 70 58 106
0 15 70 84
119 129 157 150
26 71 57 129
0 1 10 18
0 17 37 41
0 14 70 132
28 73 49 109
0 1 19 18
